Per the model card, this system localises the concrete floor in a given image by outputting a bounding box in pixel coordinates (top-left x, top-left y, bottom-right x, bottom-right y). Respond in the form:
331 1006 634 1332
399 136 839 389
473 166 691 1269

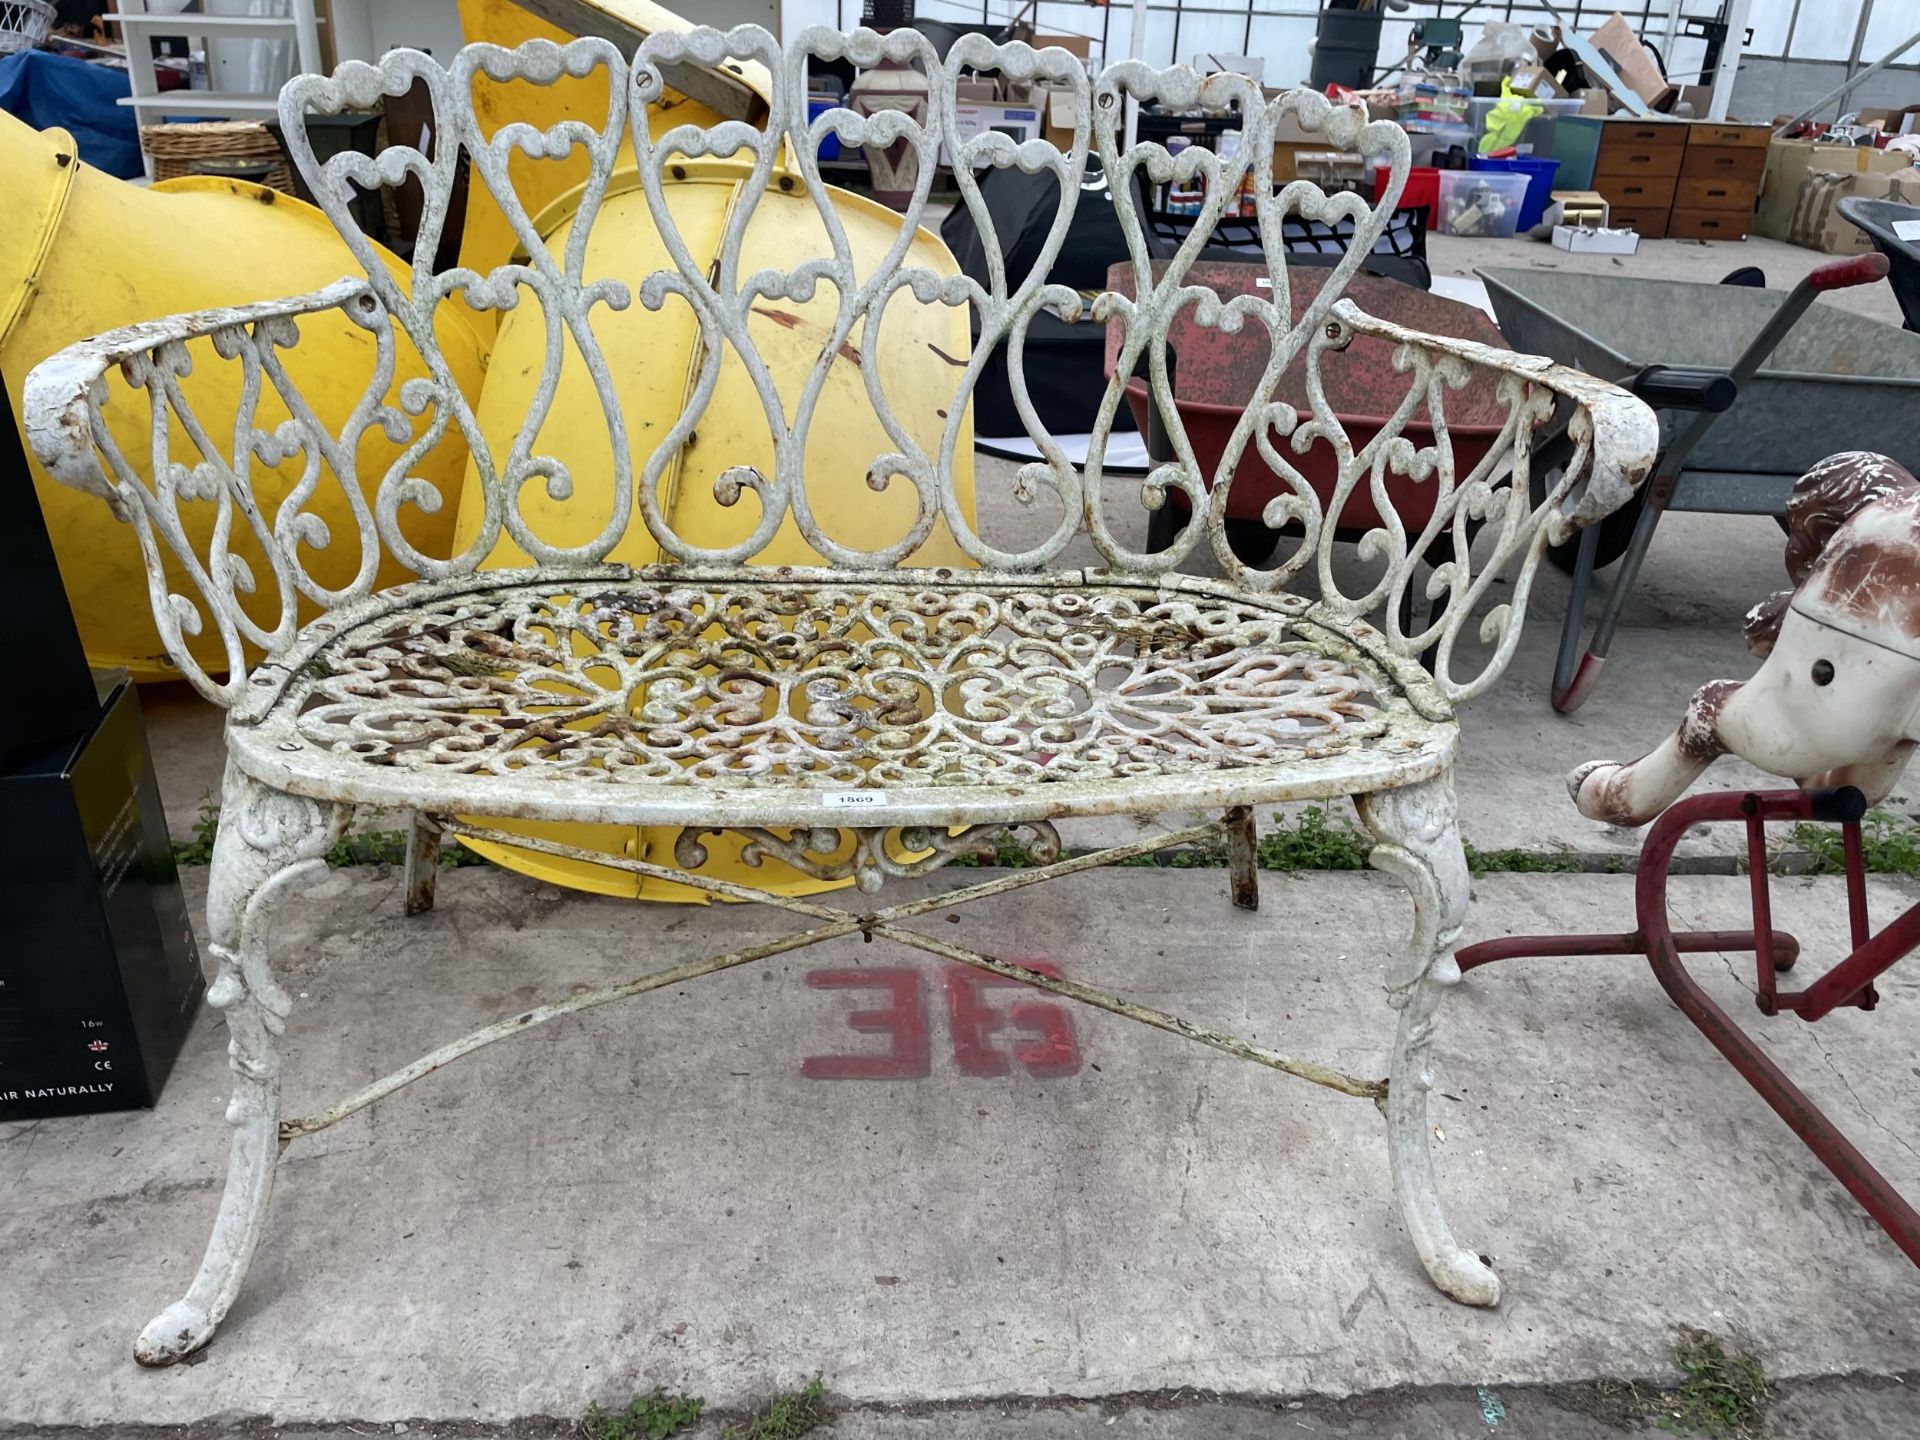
6 864 1920 1433
12 231 1920 1437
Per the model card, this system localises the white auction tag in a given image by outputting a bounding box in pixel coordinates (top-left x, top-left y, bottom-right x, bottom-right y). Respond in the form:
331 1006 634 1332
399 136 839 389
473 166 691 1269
1894 219 1920 241
823 789 888 808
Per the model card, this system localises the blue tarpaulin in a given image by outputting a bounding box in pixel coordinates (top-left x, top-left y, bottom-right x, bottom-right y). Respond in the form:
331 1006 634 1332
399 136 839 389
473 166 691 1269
0 49 141 178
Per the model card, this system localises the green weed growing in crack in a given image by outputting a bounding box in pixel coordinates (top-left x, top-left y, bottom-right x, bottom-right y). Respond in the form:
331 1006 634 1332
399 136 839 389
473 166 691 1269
1463 843 1581 877
1115 837 1228 869
723 1377 830 1440
582 1388 706 1440
1010 805 1608 875
171 797 221 867
1257 806 1372 870
1655 1329 1769 1439
323 829 493 870
1784 808 1920 878
950 831 1042 868
171 802 487 872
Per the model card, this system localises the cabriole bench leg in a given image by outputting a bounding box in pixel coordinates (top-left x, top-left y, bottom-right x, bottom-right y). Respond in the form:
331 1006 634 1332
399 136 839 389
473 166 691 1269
1357 774 1503 1308
404 812 443 917
135 765 343 1367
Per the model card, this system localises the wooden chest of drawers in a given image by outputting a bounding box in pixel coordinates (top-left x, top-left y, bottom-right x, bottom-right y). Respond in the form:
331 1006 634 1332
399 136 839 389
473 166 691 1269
1594 119 1768 242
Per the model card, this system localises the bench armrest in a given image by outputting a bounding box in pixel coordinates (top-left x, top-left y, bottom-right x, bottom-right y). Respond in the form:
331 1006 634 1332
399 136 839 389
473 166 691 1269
23 279 381 706
1333 298 1656 545
26 280 372 497
1287 297 1658 707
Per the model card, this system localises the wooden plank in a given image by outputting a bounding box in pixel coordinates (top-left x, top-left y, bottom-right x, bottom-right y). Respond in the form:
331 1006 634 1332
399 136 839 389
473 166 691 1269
1599 120 1688 149
1689 122 1770 148
1594 143 1684 179
1604 205 1669 239
1594 172 1677 210
510 0 765 122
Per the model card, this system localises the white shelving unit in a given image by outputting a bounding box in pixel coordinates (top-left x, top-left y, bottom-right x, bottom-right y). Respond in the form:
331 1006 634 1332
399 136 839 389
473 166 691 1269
110 1 323 136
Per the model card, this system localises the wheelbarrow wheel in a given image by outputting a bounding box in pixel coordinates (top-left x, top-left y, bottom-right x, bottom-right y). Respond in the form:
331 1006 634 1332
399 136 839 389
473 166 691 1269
1530 464 1647 574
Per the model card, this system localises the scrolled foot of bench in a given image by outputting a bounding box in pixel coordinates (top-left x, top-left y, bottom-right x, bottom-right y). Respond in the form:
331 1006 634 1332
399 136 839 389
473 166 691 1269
136 1298 217 1367
1385 982 1503 1307
136 766 342 1366
1358 773 1502 1308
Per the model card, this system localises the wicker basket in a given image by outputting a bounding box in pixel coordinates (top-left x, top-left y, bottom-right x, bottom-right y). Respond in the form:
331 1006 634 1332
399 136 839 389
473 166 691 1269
141 120 296 193
0 0 54 55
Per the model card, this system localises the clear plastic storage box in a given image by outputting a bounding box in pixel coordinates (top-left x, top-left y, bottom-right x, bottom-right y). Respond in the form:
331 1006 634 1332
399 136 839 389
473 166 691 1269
1467 96 1587 156
1435 170 1531 237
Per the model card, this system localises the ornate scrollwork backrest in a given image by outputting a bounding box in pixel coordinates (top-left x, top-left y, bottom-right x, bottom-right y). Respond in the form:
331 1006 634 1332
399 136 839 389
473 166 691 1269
26 24 1653 709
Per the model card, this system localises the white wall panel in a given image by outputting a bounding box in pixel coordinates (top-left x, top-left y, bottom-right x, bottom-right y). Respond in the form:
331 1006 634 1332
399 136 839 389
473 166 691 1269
772 0 1916 92
1248 14 1315 89
1863 0 1920 59
1787 0 1867 62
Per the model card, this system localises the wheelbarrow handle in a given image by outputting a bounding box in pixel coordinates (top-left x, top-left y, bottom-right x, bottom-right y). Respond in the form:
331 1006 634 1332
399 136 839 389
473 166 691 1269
1806 252 1891 291
1628 364 1737 413
1716 253 1889 395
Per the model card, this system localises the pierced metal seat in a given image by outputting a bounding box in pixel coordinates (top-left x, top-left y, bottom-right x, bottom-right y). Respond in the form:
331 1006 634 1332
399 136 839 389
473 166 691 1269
26 20 1658 1368
236 568 1451 834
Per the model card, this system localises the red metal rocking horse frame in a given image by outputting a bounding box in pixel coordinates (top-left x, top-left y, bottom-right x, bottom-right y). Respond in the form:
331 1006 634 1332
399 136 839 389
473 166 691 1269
1464 448 1920 1269
1459 784 1920 1268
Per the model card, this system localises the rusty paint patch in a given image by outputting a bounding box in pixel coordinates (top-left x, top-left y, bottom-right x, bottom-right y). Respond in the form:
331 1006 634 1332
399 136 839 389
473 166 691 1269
1803 485 1920 642
750 305 804 329
1565 758 1610 805
1225 805 1259 911
403 813 443 916
926 342 967 367
1567 758 1648 828
1679 679 1741 765
1743 590 1791 658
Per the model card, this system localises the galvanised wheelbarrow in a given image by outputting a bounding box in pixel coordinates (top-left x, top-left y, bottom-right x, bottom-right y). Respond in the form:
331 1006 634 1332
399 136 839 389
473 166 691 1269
1480 255 1920 712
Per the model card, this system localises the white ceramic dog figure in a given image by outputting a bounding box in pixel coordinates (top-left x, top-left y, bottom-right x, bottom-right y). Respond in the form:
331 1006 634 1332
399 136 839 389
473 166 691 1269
1573 451 1920 827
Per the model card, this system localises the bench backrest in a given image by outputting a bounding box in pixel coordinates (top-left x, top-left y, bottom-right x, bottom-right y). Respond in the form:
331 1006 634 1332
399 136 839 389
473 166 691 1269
27 25 1652 709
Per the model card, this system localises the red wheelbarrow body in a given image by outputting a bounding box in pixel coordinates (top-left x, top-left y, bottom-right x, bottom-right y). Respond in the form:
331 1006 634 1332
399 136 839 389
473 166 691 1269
1102 262 1514 532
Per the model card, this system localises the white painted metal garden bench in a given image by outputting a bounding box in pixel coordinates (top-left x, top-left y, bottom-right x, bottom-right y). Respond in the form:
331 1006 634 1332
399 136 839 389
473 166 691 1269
25 25 1657 1365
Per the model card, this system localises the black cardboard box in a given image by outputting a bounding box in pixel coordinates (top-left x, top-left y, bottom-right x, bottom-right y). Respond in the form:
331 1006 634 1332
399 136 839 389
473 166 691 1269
0 678 203 1120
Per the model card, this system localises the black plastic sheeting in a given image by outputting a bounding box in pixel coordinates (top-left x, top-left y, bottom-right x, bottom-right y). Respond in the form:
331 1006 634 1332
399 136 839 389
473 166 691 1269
940 161 1143 438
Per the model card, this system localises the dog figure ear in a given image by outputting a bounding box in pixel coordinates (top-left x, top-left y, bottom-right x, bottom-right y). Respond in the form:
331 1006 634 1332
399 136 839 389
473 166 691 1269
1743 451 1920 659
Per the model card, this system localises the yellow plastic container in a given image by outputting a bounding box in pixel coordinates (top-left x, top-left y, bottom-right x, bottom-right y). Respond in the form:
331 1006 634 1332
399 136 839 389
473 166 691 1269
451 156 978 900
0 113 488 680
454 0 770 280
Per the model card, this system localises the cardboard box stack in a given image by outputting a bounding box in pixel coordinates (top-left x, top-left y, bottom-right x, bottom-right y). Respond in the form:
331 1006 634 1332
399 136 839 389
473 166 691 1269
1758 139 1920 254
